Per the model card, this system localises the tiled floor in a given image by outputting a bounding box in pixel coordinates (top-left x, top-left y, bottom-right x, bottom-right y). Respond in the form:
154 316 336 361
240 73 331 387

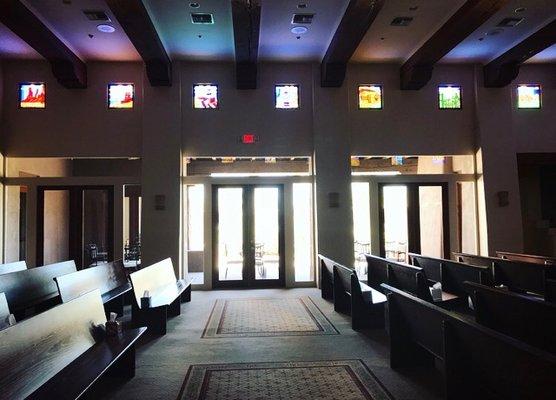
86 288 443 400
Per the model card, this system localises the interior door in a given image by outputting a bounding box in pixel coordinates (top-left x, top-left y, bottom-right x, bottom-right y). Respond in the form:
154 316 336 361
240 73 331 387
212 184 285 288
379 183 449 262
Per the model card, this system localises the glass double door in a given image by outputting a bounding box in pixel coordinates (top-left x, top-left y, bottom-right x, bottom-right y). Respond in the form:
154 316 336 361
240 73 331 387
379 183 449 262
212 185 285 288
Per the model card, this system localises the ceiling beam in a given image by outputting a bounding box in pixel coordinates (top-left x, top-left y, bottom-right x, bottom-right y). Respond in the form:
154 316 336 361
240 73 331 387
400 0 509 90
231 0 261 90
484 19 556 87
0 0 87 88
106 0 171 86
321 0 385 87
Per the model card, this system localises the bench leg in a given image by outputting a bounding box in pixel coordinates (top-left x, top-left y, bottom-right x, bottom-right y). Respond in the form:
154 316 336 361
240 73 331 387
132 303 168 335
181 285 191 303
168 297 181 317
107 345 136 380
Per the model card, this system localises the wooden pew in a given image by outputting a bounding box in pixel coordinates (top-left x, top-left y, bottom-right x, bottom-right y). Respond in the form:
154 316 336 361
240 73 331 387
382 283 556 400
317 254 335 300
129 258 191 335
408 253 441 282
54 260 132 318
332 263 386 329
365 254 389 292
452 252 496 268
465 281 556 354
0 292 13 330
496 251 556 266
0 261 26 275
0 260 77 319
386 261 433 302
0 289 146 400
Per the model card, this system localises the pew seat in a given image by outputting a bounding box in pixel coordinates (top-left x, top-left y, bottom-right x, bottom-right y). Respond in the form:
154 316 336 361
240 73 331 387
130 258 191 335
0 290 146 400
55 260 132 318
465 281 556 354
382 283 556 400
0 260 77 319
333 263 386 329
0 261 26 275
317 254 335 300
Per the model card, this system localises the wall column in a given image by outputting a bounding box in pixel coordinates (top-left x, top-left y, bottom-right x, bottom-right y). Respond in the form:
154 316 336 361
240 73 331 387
141 67 182 274
312 65 354 267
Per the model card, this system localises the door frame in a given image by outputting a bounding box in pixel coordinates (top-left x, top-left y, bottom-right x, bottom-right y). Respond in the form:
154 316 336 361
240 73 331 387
36 185 114 268
211 183 286 289
378 182 450 260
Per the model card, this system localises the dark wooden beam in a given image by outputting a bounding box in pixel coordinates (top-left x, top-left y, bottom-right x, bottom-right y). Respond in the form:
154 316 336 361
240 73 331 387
484 19 556 88
321 0 385 87
0 0 87 88
106 0 171 86
400 0 509 90
231 0 261 90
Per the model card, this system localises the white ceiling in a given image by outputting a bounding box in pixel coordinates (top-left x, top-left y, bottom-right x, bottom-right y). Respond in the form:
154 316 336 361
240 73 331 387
0 0 554 65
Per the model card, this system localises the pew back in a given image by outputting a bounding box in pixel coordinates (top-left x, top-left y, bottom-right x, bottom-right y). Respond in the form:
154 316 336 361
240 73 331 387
0 260 77 315
387 261 432 302
317 254 335 300
333 264 354 314
408 253 441 282
465 282 556 354
0 261 26 275
441 259 490 296
0 290 106 400
452 252 496 268
496 251 556 266
55 260 130 303
129 258 177 306
492 258 545 296
365 254 389 291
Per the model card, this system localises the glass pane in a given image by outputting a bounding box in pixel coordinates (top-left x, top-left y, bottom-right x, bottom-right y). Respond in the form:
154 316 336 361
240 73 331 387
419 186 444 259
5 186 27 263
43 190 70 265
254 187 280 280
123 185 141 268
459 182 478 254
83 189 111 268
293 183 313 282
186 184 204 284
383 186 408 262
352 182 371 279
217 188 243 281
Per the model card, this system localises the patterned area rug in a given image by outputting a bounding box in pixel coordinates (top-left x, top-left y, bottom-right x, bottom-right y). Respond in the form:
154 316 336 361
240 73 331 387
202 297 338 338
178 360 392 400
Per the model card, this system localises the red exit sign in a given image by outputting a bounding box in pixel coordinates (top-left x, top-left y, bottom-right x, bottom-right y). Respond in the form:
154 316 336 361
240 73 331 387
241 133 258 144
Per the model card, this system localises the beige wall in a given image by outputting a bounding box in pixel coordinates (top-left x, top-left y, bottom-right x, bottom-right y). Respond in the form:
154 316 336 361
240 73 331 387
7 157 72 177
43 189 69 265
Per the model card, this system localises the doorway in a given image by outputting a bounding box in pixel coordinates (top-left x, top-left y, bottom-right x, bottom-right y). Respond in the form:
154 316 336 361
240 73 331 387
212 184 285 288
379 183 449 262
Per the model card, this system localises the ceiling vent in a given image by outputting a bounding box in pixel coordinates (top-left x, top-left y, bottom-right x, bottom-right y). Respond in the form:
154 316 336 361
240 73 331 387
191 13 214 24
83 10 111 22
497 17 524 27
292 14 314 24
390 16 413 27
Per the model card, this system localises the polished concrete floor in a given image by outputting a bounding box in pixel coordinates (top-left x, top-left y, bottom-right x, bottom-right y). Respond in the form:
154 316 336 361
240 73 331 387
86 288 443 400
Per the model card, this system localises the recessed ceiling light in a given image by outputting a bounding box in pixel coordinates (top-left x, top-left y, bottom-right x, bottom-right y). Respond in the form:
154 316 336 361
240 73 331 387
96 24 115 33
189 2 200 8
291 26 308 35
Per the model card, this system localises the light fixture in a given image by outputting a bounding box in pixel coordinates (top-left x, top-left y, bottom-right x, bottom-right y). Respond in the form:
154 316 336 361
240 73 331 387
291 26 308 35
96 24 115 33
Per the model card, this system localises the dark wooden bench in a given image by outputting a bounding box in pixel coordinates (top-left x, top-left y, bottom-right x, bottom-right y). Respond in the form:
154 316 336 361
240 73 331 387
409 253 441 282
317 254 335 300
0 292 13 330
452 252 497 267
130 258 191 335
382 283 556 400
54 260 132 318
0 260 26 275
464 281 556 354
0 289 146 400
332 263 386 329
386 260 433 302
496 251 556 266
0 260 77 319
365 253 389 292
